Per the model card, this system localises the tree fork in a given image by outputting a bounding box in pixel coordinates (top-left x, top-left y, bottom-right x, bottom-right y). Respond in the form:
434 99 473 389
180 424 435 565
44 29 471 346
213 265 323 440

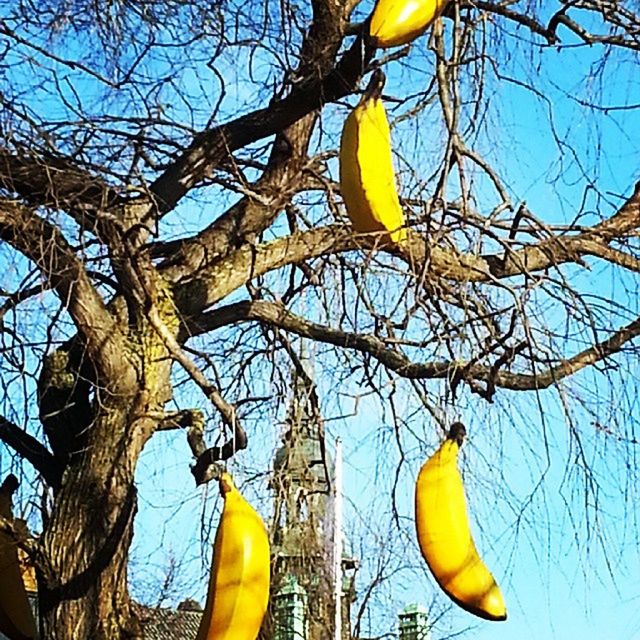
35 280 178 638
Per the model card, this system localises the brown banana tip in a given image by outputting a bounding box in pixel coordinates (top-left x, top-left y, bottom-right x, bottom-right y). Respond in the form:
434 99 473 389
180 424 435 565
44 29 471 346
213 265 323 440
447 422 466 446
218 473 233 496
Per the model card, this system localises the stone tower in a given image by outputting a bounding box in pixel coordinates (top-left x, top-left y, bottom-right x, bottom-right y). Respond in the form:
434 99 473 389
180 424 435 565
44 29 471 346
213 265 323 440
267 356 355 640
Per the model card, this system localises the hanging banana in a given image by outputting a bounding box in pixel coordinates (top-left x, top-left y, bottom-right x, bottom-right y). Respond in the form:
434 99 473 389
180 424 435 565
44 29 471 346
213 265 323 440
195 472 270 640
0 475 38 640
369 0 449 48
339 70 406 246
415 423 507 621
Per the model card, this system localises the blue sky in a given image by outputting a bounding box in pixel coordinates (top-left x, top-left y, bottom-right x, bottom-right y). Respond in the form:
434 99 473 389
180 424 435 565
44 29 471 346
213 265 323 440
131 367 640 639
333 14 640 640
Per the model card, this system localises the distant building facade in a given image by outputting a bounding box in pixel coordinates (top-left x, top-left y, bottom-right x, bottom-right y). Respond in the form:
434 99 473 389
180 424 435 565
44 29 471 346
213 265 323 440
266 356 356 640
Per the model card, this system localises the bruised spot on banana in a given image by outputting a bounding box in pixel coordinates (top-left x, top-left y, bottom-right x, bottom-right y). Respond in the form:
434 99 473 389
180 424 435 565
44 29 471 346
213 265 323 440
369 0 449 48
415 423 507 621
195 472 270 640
339 70 406 246
0 475 38 640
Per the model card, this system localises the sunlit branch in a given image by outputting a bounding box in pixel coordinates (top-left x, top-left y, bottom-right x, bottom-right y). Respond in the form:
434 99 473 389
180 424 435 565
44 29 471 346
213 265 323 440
189 299 640 395
154 0 356 270
172 184 640 314
0 146 122 230
158 116 320 280
149 32 375 214
154 409 204 432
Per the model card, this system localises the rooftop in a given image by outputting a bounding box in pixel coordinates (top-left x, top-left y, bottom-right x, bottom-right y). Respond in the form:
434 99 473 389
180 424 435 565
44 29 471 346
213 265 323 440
137 602 203 640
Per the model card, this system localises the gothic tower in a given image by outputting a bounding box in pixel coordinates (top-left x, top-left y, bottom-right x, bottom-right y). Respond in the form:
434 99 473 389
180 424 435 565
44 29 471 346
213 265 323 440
266 355 355 640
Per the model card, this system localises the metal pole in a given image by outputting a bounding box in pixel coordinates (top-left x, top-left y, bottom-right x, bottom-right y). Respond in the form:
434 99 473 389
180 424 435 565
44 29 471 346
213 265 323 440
334 438 343 640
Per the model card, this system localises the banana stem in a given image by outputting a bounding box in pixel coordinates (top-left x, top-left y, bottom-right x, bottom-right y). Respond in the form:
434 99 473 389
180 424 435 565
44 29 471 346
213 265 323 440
362 68 386 103
447 422 466 446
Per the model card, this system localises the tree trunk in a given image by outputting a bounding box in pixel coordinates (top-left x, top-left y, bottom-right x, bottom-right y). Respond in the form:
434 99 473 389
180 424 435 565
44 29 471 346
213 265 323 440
34 279 178 638
38 405 145 639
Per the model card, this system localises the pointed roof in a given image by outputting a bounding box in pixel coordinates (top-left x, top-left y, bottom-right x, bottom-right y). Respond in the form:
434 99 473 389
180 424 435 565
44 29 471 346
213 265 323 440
273 352 332 490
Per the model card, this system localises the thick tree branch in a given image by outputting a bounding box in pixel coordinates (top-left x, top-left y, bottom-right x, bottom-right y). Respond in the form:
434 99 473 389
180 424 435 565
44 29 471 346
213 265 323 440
0 416 60 488
0 147 122 231
0 200 130 386
154 409 204 432
176 183 640 313
154 0 349 275
159 119 321 280
189 299 640 395
593 182 640 238
156 18 352 273
173 188 640 316
149 31 375 214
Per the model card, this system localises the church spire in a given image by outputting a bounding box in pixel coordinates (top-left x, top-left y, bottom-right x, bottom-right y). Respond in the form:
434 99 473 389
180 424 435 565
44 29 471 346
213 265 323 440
272 348 331 541
268 346 345 640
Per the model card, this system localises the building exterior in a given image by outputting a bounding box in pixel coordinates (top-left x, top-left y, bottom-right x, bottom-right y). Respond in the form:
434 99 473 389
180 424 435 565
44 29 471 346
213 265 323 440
136 601 202 639
265 358 433 640
398 604 431 640
267 356 356 640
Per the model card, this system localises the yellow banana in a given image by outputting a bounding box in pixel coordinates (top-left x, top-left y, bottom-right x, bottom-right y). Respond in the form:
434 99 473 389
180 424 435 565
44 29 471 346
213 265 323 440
369 0 448 48
0 475 38 640
339 70 406 246
415 424 507 621
195 472 270 640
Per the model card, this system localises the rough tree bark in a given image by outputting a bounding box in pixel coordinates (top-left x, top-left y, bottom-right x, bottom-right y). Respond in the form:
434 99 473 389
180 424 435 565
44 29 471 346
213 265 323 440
34 277 178 637
0 0 369 636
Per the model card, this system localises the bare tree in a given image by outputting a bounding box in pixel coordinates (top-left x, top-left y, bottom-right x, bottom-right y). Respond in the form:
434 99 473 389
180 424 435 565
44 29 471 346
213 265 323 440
0 0 639 637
